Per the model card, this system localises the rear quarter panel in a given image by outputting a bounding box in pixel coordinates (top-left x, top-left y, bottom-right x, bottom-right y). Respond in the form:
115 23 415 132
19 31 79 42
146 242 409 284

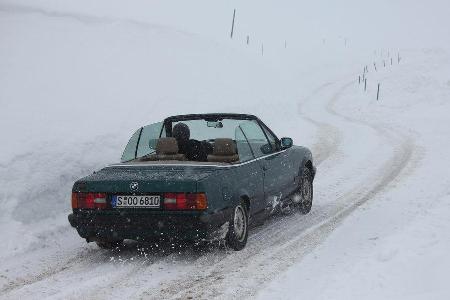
198 146 313 218
197 162 264 218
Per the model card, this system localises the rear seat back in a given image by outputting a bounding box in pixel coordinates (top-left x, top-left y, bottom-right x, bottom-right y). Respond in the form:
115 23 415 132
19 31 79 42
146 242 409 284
207 138 239 163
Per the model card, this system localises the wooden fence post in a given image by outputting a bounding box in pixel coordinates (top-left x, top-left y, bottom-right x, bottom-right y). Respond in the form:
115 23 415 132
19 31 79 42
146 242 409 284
230 9 236 39
377 83 380 100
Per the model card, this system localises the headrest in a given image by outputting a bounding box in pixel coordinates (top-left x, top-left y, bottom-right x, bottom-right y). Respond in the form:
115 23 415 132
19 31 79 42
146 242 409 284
156 138 179 155
213 138 237 156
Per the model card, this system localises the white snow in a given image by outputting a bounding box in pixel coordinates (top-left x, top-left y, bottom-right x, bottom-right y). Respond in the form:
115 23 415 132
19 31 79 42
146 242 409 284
257 50 450 300
1 0 450 299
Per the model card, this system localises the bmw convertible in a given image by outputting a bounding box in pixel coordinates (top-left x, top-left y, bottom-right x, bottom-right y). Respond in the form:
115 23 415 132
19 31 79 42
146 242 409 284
68 113 316 250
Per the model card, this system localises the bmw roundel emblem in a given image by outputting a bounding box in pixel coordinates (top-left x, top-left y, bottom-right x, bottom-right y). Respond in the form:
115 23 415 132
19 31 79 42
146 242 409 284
130 182 139 191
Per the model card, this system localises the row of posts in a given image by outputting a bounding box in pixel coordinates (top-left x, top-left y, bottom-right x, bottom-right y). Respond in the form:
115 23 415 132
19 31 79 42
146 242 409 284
230 9 291 56
359 75 381 101
231 8 397 102
358 51 401 100
230 9 351 56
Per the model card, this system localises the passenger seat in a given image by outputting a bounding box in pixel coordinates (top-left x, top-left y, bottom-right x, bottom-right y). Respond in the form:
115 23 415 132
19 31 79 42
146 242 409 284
207 138 239 163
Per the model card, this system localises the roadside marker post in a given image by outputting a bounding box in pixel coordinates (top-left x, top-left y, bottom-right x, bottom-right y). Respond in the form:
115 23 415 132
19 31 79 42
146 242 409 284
377 83 380 100
230 9 236 39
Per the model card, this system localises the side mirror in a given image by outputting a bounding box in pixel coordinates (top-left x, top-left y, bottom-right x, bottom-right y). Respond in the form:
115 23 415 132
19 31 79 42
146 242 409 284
280 137 293 149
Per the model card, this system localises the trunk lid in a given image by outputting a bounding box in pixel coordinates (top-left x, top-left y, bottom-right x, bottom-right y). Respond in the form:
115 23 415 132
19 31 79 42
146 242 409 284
73 165 217 193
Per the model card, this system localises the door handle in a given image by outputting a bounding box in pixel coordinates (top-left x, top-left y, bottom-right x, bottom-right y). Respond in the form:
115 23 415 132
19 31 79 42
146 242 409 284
262 165 268 171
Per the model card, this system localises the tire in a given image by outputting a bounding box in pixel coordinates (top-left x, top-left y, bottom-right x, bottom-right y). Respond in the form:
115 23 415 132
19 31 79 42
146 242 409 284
296 167 313 214
225 201 249 251
95 239 123 249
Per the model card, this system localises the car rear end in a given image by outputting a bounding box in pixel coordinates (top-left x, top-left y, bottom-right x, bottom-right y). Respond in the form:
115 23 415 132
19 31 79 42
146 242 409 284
68 165 229 244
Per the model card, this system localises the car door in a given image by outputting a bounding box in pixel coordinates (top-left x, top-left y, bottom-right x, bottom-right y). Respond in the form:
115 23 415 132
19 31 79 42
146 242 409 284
239 120 287 213
234 126 266 220
259 122 297 197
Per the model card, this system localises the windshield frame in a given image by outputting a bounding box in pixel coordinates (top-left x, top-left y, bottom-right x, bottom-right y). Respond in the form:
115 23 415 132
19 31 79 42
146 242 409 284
120 114 280 163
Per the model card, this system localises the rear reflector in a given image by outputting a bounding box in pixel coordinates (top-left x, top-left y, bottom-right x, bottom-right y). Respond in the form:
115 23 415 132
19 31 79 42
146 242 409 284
72 192 107 209
71 193 78 209
163 193 207 210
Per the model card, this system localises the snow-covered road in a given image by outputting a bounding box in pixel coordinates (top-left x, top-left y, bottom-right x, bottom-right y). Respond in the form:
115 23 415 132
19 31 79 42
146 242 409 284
1 1 450 299
0 75 422 299
259 51 450 299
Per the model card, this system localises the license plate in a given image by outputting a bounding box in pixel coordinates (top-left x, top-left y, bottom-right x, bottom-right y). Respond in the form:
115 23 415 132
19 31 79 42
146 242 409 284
112 195 160 208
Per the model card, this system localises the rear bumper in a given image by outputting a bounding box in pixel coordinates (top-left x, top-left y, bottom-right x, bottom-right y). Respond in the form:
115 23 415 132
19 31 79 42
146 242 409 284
68 209 230 242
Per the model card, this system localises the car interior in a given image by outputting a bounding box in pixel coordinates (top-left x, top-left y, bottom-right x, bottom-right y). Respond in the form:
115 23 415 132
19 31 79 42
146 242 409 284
141 137 240 163
127 115 280 164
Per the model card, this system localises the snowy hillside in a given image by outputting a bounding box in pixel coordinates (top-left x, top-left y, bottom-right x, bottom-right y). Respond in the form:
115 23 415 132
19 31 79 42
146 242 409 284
1 0 450 299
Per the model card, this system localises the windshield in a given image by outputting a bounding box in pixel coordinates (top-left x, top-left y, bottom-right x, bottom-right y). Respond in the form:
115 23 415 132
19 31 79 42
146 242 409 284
120 117 277 163
170 119 242 141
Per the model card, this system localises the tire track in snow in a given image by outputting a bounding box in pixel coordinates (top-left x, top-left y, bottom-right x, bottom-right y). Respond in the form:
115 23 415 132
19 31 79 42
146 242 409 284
0 248 97 295
0 80 420 300
139 81 419 300
0 243 180 298
297 82 342 165
0 81 346 300
76 82 349 300
6 81 369 299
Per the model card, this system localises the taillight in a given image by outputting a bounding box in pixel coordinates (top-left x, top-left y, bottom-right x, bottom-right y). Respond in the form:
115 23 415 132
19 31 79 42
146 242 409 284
163 193 207 210
72 192 107 209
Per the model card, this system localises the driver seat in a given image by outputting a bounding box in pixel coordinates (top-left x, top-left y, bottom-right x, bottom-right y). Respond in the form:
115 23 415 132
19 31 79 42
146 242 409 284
207 138 239 163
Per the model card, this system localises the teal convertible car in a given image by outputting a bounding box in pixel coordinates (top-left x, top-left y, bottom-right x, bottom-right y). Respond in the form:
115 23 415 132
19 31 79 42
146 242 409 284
69 114 315 250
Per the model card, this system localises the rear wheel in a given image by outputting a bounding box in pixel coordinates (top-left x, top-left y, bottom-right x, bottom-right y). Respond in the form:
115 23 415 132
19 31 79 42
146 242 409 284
295 167 313 214
225 201 249 251
95 239 123 249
